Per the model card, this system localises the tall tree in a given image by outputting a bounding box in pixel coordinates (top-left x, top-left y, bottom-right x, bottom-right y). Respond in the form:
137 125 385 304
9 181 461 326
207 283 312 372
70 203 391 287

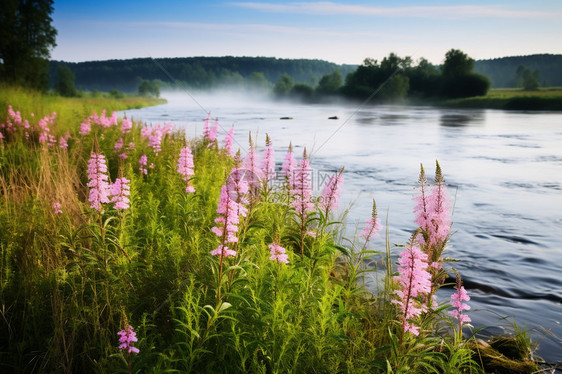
0 0 57 90
55 65 77 97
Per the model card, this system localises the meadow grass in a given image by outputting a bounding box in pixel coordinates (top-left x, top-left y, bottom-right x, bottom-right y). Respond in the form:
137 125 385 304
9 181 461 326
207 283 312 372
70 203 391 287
441 87 562 110
0 89 541 373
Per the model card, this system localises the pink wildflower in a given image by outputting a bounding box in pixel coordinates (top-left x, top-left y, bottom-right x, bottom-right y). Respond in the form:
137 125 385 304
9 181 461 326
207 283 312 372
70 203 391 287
114 137 123 151
269 243 289 264
227 167 250 218
291 150 314 215
177 146 195 194
119 153 128 159
87 152 111 211
128 142 135 150
110 177 130 210
202 113 211 140
392 243 432 336
243 133 263 196
53 202 62 215
139 154 148 175
223 126 235 156
208 118 219 142
140 127 152 139
59 136 68 149
117 325 139 354
281 142 297 187
449 284 471 326
121 118 132 134
260 134 276 183
414 162 451 246
359 200 382 242
320 167 344 214
210 185 240 258
80 118 91 135
148 128 163 155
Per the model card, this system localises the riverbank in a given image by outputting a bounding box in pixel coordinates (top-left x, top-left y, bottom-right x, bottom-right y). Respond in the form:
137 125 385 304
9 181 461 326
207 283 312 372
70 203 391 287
0 85 166 130
438 88 562 111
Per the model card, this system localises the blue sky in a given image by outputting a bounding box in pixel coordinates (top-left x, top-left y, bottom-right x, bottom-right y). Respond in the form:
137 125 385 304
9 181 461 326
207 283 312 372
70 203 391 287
51 0 562 65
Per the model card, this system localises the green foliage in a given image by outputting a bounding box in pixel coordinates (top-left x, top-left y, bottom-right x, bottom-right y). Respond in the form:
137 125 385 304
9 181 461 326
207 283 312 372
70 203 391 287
137 79 160 97
515 65 540 91
55 64 77 97
316 70 343 96
475 54 562 88
442 49 475 78
48 57 357 93
273 74 294 97
0 0 57 91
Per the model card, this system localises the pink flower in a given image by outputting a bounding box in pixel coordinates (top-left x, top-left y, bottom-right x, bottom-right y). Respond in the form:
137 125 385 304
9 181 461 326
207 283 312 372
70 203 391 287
59 136 68 149
148 128 163 155
392 243 432 335
211 185 241 258
449 285 471 326
114 137 124 151
291 151 314 215
121 118 132 134
202 113 211 140
139 154 148 175
243 134 263 196
414 162 451 246
223 126 235 156
269 243 289 264
119 153 128 159
281 143 297 187
128 142 135 150
208 118 219 142
210 244 237 258
53 202 62 215
79 118 91 135
320 168 344 214
87 152 111 211
117 325 139 354
260 134 276 183
110 177 130 210
177 146 195 193
359 200 382 242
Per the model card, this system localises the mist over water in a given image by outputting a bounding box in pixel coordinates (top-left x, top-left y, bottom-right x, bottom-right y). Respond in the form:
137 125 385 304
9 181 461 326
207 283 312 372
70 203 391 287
123 90 562 363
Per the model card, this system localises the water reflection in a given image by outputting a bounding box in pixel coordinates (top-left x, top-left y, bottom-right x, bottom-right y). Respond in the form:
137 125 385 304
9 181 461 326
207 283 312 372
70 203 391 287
440 110 484 127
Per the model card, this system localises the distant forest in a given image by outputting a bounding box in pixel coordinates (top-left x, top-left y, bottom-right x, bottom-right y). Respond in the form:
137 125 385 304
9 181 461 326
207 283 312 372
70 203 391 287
474 54 562 87
49 57 357 93
48 54 562 97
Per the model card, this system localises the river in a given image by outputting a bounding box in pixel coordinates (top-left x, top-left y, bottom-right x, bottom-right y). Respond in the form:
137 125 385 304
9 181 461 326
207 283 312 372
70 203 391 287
121 92 562 364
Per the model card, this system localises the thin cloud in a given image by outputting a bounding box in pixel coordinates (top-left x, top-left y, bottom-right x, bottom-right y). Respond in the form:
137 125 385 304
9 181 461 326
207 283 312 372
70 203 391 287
101 20 387 38
230 2 561 19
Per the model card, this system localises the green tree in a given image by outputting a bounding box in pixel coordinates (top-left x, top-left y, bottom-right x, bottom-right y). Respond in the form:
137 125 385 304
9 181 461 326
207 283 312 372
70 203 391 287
316 70 342 95
0 0 57 90
273 74 294 96
442 49 474 78
515 65 540 91
290 82 314 100
138 79 160 97
55 65 77 97
245 72 271 91
441 49 489 98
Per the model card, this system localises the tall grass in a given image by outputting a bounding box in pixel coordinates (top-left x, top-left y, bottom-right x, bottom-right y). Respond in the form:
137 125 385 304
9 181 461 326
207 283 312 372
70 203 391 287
0 91 539 373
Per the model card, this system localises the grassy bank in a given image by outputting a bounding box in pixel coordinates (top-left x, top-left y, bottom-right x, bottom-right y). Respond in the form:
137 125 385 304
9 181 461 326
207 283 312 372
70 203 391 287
440 87 562 110
0 90 542 373
0 85 166 133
